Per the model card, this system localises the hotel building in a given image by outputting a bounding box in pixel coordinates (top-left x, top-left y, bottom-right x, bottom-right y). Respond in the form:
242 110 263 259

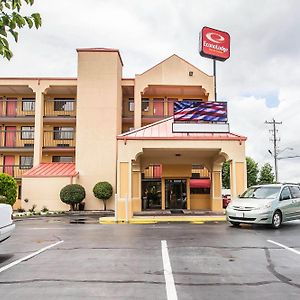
0 48 247 218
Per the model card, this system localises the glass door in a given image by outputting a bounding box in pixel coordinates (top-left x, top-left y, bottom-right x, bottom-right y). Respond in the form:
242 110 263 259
165 179 187 209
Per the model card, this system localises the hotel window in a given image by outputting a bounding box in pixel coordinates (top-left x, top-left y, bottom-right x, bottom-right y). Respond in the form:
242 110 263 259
53 127 74 140
19 156 33 169
52 156 74 163
142 98 149 112
22 99 35 111
21 126 34 140
54 99 74 111
128 99 134 112
190 188 210 194
191 164 204 178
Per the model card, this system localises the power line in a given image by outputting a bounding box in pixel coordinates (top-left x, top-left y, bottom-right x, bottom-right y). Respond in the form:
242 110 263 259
265 118 282 182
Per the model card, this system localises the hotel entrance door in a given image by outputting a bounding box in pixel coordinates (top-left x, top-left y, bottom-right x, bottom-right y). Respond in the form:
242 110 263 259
165 179 187 209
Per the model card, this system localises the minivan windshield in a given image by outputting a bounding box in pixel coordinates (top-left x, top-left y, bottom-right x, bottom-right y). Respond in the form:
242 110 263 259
240 186 281 199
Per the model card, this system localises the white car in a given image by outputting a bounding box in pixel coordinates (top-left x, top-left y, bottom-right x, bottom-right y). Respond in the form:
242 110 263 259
0 203 15 242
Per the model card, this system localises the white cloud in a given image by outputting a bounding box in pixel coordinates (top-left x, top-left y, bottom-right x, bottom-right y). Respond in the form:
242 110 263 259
1 0 300 182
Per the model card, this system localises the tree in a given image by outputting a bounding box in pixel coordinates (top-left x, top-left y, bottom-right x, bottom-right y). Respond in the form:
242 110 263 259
93 182 113 211
259 163 275 184
60 184 86 210
222 161 230 189
0 0 42 60
0 173 17 206
246 157 259 187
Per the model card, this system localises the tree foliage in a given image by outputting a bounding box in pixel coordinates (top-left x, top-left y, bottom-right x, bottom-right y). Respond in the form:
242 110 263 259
0 0 41 60
93 182 113 211
0 173 17 206
258 163 275 184
222 161 230 189
246 157 259 187
60 184 86 210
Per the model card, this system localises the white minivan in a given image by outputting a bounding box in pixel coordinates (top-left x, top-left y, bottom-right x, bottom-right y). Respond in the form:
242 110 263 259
0 203 15 242
226 183 300 229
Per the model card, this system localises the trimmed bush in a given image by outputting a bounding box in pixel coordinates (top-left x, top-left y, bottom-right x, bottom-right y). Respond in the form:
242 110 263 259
93 181 113 211
60 184 86 210
0 173 17 206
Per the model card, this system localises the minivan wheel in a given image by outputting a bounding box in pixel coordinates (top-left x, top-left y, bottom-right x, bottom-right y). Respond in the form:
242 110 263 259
230 221 240 227
271 211 282 229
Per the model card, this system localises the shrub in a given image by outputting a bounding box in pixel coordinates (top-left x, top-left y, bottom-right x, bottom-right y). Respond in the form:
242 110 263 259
41 206 49 213
60 184 86 210
0 173 17 206
93 181 113 211
29 204 37 213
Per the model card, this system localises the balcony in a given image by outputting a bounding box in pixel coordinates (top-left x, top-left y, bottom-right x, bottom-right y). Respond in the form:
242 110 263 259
43 129 76 149
0 129 34 151
0 165 33 179
44 99 76 124
0 99 35 123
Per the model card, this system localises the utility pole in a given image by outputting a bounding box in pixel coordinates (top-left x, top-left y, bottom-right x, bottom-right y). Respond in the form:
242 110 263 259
265 118 282 182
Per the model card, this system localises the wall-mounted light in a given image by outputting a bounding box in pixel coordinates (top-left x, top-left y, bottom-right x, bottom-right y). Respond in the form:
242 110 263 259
189 71 193 77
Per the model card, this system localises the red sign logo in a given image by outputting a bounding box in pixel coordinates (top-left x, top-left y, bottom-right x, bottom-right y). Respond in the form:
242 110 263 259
200 27 230 61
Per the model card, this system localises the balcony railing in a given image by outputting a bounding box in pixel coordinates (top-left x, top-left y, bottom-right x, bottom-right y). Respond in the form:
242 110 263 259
0 165 33 179
43 130 76 148
44 99 76 117
0 130 34 148
0 99 35 117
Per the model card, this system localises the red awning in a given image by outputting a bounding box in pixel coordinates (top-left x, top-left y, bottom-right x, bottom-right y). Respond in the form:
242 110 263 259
190 179 211 189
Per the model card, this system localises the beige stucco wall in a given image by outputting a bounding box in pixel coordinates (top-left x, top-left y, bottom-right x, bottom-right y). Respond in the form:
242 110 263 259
76 50 122 210
190 194 210 210
134 55 214 128
21 177 72 211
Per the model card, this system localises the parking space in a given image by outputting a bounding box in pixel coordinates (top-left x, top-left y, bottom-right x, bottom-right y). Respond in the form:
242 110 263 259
0 217 300 299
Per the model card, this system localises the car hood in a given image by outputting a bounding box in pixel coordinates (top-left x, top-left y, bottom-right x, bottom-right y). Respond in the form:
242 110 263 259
229 198 274 209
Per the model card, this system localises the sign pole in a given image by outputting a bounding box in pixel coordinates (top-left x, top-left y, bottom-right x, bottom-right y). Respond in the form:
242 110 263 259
213 59 217 101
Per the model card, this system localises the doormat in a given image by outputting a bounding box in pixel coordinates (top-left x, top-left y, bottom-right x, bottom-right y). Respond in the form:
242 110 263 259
170 209 184 215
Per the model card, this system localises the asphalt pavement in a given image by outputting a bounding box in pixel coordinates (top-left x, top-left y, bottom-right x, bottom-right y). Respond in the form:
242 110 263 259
0 216 300 299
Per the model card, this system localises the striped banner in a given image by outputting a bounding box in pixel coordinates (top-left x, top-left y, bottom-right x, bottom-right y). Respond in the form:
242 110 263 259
174 101 227 122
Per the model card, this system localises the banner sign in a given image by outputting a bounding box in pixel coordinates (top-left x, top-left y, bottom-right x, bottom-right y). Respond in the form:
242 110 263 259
174 101 227 122
200 27 230 61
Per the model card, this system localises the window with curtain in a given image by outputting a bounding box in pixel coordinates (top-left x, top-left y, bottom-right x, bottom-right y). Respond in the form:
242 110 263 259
22 99 35 111
21 126 34 139
54 99 75 111
53 127 74 140
19 156 33 169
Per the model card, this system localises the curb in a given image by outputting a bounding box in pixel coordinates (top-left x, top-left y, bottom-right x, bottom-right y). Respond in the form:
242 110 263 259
99 216 227 224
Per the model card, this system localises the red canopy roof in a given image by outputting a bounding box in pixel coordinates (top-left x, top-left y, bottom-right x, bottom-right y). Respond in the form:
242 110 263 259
23 163 78 178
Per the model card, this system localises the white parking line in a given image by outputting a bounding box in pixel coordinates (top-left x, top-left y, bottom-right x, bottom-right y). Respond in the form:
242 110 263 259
268 239 300 255
161 240 178 300
0 240 64 274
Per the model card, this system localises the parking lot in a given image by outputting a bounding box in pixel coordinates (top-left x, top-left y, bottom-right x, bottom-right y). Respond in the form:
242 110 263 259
1 216 300 299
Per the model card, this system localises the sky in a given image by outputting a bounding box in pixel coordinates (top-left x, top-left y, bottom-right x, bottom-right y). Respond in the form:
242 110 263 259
1 0 300 182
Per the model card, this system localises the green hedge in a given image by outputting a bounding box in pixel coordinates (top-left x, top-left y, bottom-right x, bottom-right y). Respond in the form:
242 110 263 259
0 173 17 206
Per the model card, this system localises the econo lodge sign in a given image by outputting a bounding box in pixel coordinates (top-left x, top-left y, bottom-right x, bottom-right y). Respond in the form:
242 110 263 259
200 27 230 61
